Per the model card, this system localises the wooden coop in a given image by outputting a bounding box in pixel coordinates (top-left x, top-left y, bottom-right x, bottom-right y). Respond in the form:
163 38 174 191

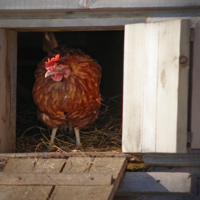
1 1 200 200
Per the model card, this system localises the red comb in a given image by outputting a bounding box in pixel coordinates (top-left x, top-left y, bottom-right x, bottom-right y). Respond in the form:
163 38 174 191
45 54 60 69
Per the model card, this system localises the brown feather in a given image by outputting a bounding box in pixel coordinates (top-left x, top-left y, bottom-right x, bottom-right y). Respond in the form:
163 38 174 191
32 48 102 131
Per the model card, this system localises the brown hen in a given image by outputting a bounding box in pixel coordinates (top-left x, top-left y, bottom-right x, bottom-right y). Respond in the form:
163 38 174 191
32 43 102 146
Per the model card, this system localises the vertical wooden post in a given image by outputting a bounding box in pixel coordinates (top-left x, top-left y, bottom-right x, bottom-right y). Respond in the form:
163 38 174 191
191 28 200 149
122 20 190 153
0 29 17 152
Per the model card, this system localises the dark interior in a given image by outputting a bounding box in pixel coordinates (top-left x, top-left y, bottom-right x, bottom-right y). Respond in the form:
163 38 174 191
16 31 124 151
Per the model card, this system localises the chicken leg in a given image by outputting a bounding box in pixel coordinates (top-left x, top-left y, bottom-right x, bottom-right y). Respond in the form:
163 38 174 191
50 128 58 146
50 127 81 146
74 127 81 146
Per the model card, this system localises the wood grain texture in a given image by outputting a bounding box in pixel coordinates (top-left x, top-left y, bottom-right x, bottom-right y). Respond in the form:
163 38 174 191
143 153 200 167
62 157 94 174
0 158 65 200
0 0 199 10
191 27 200 149
0 173 112 186
0 29 17 153
117 172 196 195
156 20 189 153
122 19 189 153
0 9 200 30
0 186 52 200
50 185 113 200
52 157 127 200
0 152 140 162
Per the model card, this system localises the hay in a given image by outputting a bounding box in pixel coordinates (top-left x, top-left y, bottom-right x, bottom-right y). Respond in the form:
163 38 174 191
16 96 122 153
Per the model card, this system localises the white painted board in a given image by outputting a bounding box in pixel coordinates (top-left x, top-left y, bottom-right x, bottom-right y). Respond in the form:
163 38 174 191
122 19 190 153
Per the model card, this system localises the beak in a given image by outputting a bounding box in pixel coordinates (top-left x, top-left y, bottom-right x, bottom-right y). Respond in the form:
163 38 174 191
45 70 56 78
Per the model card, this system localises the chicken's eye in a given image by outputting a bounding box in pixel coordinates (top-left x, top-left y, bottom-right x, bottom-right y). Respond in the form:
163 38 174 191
58 65 62 69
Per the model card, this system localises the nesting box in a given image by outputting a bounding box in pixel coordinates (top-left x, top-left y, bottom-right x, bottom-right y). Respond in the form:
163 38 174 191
0 1 200 153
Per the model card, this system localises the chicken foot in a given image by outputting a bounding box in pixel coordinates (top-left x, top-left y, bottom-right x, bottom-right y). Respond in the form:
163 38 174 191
49 127 81 147
50 128 58 146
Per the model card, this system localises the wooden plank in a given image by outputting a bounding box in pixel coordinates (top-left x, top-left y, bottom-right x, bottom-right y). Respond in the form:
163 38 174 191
156 20 189 153
0 173 112 186
148 166 200 174
0 186 52 200
33 158 66 173
0 152 140 162
3 159 36 174
90 157 127 200
122 19 190 153
52 157 127 200
191 27 200 148
3 158 66 173
1 158 66 200
62 157 95 174
0 18 144 30
117 172 196 195
90 157 126 180
0 10 200 30
0 0 200 10
51 186 113 200
143 153 200 167
0 29 17 153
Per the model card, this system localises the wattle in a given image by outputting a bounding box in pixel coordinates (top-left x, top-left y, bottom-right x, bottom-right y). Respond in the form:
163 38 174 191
51 74 63 82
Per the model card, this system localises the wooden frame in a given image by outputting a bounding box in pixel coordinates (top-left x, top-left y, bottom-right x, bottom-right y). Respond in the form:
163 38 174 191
0 1 200 153
0 1 200 31
0 29 17 153
191 27 200 148
1 0 200 9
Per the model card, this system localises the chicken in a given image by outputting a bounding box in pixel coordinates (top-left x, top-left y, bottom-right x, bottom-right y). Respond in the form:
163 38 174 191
32 35 102 146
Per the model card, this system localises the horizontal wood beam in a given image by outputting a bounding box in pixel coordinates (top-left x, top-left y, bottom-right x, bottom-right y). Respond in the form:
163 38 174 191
0 10 200 30
0 0 200 11
0 152 142 162
143 152 200 167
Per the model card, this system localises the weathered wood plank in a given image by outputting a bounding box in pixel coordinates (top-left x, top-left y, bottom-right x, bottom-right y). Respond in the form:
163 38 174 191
191 27 200 149
156 20 189 153
143 153 200 167
90 157 127 200
0 173 112 186
0 29 17 153
117 172 196 195
50 186 113 200
3 159 36 174
1 158 65 200
0 152 141 162
148 166 200 175
52 157 127 200
0 186 52 200
0 18 144 30
62 157 94 174
0 0 199 10
122 19 190 153
90 157 126 180
0 9 200 30
33 158 66 173
3 158 66 174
